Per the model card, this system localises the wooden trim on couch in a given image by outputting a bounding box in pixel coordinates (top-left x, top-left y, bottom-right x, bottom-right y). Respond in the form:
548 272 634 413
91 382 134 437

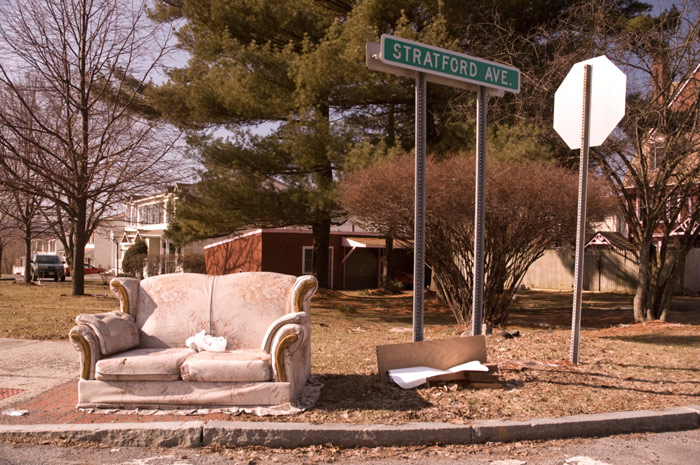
274 334 299 382
110 280 131 315
70 333 91 380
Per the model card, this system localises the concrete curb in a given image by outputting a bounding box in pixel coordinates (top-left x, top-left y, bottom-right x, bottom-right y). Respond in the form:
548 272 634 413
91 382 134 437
0 406 698 448
0 421 203 448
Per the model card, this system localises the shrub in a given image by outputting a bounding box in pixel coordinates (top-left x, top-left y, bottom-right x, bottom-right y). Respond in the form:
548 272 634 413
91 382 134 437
122 238 148 278
341 154 613 327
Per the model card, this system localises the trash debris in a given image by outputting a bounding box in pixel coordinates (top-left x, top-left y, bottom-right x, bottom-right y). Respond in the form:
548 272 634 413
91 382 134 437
498 330 521 339
388 361 496 389
2 409 28 416
185 330 227 352
389 327 413 333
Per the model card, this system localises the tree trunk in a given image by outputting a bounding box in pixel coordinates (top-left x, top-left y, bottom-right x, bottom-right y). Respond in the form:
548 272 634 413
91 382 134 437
311 217 331 289
633 241 651 322
657 252 683 322
382 236 394 286
23 233 31 284
387 104 395 148
72 201 87 295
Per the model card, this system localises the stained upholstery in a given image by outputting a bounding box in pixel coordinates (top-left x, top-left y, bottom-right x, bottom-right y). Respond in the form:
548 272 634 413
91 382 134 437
136 274 212 349
210 273 296 349
180 350 272 382
75 311 139 355
95 347 195 381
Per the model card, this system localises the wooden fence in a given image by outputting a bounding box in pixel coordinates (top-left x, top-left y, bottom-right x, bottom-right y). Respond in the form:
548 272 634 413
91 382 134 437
523 248 700 294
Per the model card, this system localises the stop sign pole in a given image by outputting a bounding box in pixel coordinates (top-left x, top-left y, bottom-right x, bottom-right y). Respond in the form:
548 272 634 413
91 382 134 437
570 64 592 365
553 55 626 364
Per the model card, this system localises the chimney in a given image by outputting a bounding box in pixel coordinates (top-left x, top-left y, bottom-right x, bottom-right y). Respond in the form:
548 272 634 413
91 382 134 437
652 53 670 105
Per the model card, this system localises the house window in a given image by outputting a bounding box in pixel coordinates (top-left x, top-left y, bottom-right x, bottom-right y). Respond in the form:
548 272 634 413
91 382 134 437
302 246 333 281
137 203 165 225
126 204 138 227
649 143 663 170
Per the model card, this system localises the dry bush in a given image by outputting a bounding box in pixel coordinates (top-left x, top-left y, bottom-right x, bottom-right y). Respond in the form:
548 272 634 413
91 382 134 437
341 154 613 327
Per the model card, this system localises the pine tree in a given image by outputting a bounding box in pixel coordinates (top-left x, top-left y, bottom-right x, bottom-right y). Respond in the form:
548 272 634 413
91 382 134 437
151 0 650 287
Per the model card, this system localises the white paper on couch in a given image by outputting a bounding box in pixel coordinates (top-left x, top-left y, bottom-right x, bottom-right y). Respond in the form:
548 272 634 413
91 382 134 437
388 360 489 389
186 330 227 352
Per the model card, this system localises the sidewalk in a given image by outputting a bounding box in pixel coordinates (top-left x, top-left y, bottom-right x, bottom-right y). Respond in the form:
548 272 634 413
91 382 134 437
0 338 698 448
0 338 78 409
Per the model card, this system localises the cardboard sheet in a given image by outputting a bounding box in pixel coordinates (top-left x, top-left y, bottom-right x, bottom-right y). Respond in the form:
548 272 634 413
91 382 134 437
376 335 487 383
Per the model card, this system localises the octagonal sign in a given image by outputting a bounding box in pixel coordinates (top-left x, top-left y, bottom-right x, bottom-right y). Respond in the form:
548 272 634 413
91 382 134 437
554 55 626 150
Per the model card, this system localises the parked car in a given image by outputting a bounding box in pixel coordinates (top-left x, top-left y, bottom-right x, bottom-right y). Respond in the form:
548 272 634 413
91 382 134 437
63 263 108 277
83 264 107 275
31 253 65 282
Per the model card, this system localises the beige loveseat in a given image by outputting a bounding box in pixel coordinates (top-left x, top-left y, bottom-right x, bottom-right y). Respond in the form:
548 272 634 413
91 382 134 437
69 272 318 409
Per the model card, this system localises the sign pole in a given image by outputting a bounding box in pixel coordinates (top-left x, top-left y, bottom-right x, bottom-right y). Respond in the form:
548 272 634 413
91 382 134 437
570 64 592 364
366 37 521 342
413 71 427 342
471 85 487 336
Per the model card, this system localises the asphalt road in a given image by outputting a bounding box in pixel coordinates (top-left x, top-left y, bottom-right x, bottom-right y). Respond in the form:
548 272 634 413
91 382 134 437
0 429 698 464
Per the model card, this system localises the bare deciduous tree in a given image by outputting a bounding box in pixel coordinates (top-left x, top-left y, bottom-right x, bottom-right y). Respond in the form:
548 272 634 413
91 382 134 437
0 0 182 294
0 185 48 283
555 0 700 321
342 155 612 328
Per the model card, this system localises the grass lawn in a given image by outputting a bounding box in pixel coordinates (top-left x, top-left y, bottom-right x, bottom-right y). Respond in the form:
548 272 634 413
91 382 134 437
0 279 118 340
1 277 698 424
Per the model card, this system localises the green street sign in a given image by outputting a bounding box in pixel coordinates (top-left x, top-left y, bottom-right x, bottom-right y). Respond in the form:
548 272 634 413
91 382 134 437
380 34 520 93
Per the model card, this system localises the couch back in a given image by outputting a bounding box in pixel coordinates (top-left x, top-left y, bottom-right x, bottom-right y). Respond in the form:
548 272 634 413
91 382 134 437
132 272 297 349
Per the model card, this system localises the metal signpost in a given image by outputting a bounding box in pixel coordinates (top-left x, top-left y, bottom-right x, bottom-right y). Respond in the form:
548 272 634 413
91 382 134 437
553 56 626 364
367 35 520 341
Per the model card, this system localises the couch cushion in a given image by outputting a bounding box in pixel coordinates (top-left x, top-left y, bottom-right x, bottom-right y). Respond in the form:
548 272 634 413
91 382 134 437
179 350 272 382
95 348 195 381
135 274 214 349
210 273 296 350
76 311 139 355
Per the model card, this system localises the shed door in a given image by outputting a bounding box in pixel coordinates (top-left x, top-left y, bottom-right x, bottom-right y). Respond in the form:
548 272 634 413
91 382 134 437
345 248 379 290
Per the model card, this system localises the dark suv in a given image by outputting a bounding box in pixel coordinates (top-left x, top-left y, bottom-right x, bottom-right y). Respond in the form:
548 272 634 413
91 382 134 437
31 253 66 281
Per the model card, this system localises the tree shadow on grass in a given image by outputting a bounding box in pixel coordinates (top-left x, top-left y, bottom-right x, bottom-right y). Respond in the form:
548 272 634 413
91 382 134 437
535 378 700 397
504 362 700 396
311 373 432 413
600 334 700 348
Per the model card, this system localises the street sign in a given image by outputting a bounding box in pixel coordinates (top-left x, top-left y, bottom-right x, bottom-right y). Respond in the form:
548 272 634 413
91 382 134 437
380 35 520 94
554 56 626 149
553 56 626 365
367 37 518 342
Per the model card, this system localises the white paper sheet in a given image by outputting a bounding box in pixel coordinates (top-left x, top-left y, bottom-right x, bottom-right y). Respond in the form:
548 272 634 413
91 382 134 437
387 360 490 389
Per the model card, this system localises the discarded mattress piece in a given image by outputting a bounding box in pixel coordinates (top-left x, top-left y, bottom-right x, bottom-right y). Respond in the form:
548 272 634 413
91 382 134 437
388 360 489 389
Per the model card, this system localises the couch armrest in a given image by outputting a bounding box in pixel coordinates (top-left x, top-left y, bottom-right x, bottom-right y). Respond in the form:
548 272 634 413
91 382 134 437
269 323 309 385
109 277 140 315
260 312 308 353
289 275 318 313
74 311 140 356
69 324 102 380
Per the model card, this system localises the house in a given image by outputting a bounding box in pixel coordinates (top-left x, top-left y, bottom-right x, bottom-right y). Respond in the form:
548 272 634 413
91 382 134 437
26 214 124 273
204 223 414 290
120 184 205 275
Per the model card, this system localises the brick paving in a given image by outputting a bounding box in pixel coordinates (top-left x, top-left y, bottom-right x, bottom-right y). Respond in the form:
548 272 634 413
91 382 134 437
0 388 24 401
0 381 244 425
